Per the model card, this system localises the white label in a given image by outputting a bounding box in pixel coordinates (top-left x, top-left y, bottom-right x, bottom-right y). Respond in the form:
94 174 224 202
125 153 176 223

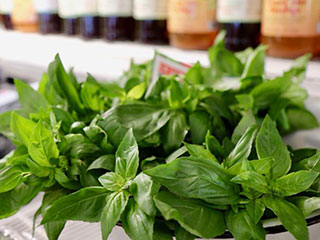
0 0 13 14
134 0 168 20
217 0 262 23
98 0 132 17
58 0 77 18
33 0 58 13
77 0 98 16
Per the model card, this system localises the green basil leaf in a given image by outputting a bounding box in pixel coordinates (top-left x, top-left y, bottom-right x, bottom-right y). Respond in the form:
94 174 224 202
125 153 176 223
127 82 146 99
98 172 126 191
44 221 66 240
51 107 75 134
264 196 308 240
0 183 41 219
256 115 291 179
42 187 108 224
286 108 318 131
283 54 311 83
153 221 173 240
101 191 129 240
80 75 105 111
87 155 115 172
231 171 269 194
0 165 26 193
0 110 17 141
291 197 320 217
241 45 267 79
121 199 154 240
38 73 66 106
161 112 187 153
184 142 218 163
250 157 274 175
245 199 265 224
189 111 210 145
10 112 36 147
54 169 81 190
26 158 51 177
226 210 265 240
225 125 258 168
175 226 195 240
154 191 225 238
145 157 240 205
115 129 139 180
231 111 256 144
29 121 58 167
132 173 160 216
186 62 203 85
272 171 319 196
205 131 223 160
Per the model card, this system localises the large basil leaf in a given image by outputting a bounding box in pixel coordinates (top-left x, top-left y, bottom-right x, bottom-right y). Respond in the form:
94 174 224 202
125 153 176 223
132 173 160 216
264 196 308 240
121 199 154 240
80 75 105 112
291 197 320 216
231 111 256 143
241 45 267 79
175 226 195 240
87 155 115 172
184 142 218 163
145 157 240 205
0 165 26 193
0 183 41 219
286 108 318 131
256 115 291 179
245 199 265 224
272 171 319 196
154 191 225 238
41 187 108 223
28 121 58 167
38 73 65 106
115 129 139 180
98 172 126 192
98 104 171 146
189 111 210 145
226 210 265 240
231 171 269 194
100 191 129 240
10 112 36 147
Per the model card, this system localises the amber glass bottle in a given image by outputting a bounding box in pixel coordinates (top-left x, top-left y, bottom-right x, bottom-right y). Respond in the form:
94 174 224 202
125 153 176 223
98 0 134 41
134 0 168 44
12 0 37 32
58 0 78 35
168 0 218 50
34 0 61 34
0 0 13 29
262 0 319 58
217 0 262 52
78 0 101 39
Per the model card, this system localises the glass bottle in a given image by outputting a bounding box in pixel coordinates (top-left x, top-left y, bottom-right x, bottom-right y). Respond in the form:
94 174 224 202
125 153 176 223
12 0 38 32
217 0 262 52
78 0 101 39
34 0 61 34
58 0 79 35
0 0 13 29
134 0 168 44
168 0 218 50
262 0 319 58
98 0 134 41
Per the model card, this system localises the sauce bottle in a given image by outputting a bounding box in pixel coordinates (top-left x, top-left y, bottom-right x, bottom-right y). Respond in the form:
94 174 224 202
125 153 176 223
34 0 61 34
262 0 319 58
0 0 13 29
168 0 218 50
98 0 134 41
58 0 79 35
78 0 101 39
217 0 262 52
12 0 37 32
134 0 168 44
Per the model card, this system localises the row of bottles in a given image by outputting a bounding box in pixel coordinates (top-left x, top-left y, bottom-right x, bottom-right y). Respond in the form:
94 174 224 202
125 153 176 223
1 0 320 58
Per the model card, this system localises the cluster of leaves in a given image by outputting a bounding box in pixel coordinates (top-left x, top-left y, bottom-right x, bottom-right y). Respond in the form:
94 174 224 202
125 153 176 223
0 32 319 240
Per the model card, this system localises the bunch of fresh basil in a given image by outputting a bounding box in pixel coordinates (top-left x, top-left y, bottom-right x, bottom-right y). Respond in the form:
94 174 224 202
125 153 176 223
0 32 319 240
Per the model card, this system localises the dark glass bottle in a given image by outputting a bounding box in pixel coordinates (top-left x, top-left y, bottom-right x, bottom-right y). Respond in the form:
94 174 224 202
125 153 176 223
133 0 168 44
217 0 262 52
78 0 101 39
34 0 61 34
0 0 13 29
98 0 135 41
58 0 79 35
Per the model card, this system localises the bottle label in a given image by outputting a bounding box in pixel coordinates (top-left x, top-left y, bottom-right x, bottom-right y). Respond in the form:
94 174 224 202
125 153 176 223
262 0 320 37
0 0 13 14
12 0 37 23
58 0 77 18
33 0 58 13
98 0 132 17
217 0 262 23
168 0 217 34
77 0 98 16
134 0 168 20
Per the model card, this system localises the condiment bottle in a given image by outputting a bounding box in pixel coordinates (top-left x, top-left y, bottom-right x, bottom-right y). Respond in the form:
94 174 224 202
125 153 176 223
262 0 319 58
12 0 38 32
34 0 61 34
217 0 262 52
168 0 218 50
98 0 134 41
134 0 168 44
78 0 101 39
0 0 13 30
58 0 79 35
